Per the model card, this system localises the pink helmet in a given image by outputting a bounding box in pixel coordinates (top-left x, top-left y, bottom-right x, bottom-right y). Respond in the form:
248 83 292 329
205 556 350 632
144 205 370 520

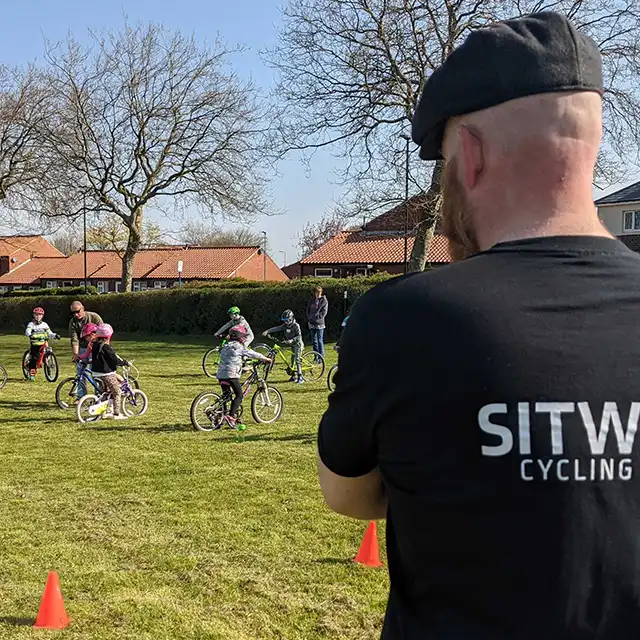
33 307 45 315
95 323 114 339
80 322 99 338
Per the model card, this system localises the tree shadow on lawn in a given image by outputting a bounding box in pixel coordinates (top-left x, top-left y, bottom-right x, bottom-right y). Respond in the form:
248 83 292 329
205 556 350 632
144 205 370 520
215 431 317 444
0 616 35 626
89 423 190 433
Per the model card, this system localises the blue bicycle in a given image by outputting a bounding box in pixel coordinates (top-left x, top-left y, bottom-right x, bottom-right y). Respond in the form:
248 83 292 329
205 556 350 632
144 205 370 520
55 361 138 409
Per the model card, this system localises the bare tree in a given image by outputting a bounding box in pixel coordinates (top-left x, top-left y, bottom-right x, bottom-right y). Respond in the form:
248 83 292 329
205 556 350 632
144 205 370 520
298 214 347 259
87 218 164 251
0 66 52 201
50 224 82 255
266 0 640 270
179 219 264 246
23 22 270 290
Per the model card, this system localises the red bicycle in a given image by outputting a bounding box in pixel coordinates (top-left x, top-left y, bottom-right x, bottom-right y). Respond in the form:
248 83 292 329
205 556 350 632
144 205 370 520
22 339 60 382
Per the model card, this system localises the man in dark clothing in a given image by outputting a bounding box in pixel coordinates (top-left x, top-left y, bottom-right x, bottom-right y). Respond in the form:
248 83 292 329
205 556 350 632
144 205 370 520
317 11 640 640
69 300 103 398
306 286 328 358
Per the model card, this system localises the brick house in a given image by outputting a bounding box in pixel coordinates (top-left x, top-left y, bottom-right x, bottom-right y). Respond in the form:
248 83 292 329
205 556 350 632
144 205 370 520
0 243 288 293
0 235 65 278
595 180 640 251
285 196 452 278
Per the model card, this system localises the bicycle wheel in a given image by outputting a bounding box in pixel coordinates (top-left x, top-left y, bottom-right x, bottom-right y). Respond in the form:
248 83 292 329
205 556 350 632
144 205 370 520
252 343 271 357
300 350 325 381
202 347 220 378
44 353 59 382
76 394 102 423
122 389 148 417
56 377 80 409
0 364 7 390
190 391 226 432
251 385 283 424
327 364 338 392
21 350 30 379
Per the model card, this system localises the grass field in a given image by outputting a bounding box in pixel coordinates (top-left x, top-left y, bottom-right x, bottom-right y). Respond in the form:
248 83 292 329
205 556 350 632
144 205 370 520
0 333 388 640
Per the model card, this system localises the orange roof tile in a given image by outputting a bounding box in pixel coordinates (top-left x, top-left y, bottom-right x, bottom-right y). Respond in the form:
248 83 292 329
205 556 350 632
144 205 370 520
0 257 68 284
299 231 451 265
0 235 64 259
0 246 273 284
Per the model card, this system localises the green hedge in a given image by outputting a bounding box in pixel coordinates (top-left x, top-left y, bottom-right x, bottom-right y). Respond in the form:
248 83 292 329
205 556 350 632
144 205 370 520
0 275 394 339
5 285 98 298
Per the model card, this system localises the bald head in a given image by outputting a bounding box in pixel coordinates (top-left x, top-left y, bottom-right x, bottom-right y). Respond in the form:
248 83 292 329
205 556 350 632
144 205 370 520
440 91 608 257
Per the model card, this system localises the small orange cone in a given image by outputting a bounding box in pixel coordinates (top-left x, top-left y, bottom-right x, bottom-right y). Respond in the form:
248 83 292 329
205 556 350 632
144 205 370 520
353 521 383 567
33 572 70 629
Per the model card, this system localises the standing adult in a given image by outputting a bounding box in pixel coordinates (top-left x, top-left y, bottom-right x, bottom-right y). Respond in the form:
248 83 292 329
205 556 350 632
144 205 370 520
317 12 640 639
69 300 103 397
306 286 328 358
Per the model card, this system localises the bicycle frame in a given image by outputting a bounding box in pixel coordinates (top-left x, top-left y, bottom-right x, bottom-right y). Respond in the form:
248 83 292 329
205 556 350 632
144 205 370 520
76 363 102 394
28 341 54 369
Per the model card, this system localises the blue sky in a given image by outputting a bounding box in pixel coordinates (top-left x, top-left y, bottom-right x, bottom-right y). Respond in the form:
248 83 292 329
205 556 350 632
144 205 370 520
0 1 637 265
0 0 345 265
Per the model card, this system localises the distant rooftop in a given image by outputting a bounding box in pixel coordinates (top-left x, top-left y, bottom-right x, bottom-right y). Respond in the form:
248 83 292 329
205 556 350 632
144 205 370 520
595 181 640 206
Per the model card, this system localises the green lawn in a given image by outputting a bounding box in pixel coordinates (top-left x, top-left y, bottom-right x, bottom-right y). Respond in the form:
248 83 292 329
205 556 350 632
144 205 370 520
0 333 388 639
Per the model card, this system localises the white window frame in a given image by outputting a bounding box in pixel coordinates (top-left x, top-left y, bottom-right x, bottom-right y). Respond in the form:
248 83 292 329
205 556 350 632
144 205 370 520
97 281 107 294
133 281 140 292
153 280 167 289
115 281 122 293
133 281 148 292
0 286 7 293
623 210 640 232
314 268 333 278
13 285 23 290
45 280 57 289
355 267 368 276
29 286 39 291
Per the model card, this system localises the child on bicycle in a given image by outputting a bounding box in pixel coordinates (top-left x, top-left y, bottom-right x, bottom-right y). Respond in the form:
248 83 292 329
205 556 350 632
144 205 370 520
262 309 305 384
217 324 271 429
81 323 130 420
25 306 60 380
214 306 254 347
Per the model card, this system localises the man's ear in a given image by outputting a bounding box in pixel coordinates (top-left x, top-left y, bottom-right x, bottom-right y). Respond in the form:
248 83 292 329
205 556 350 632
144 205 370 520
459 125 484 189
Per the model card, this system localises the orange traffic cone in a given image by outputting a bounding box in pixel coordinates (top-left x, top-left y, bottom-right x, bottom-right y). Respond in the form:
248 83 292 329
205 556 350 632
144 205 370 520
353 521 383 567
33 572 70 629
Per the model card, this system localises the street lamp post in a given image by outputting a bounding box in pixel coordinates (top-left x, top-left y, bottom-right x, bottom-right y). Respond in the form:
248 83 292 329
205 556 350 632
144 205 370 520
262 231 267 281
400 134 411 275
83 193 88 293
177 260 183 288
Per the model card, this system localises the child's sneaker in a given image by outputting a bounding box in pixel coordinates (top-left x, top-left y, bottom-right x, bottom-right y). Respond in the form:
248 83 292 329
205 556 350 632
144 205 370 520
113 414 128 421
296 376 305 385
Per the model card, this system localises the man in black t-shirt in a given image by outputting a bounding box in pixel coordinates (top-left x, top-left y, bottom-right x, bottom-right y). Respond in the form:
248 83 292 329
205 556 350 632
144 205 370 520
318 11 640 640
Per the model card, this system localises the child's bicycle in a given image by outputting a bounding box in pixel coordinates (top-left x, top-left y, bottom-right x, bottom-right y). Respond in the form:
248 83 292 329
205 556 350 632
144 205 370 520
191 360 283 431
327 364 338 391
56 360 139 409
76 365 148 423
263 340 325 381
22 338 61 382
202 337 271 378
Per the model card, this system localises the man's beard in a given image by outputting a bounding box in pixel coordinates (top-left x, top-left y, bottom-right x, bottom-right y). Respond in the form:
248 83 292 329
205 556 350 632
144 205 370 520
441 157 480 262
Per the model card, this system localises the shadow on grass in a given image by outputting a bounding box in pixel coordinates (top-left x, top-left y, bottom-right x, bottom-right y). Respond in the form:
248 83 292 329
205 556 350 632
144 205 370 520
0 617 35 626
216 431 316 444
92 423 190 433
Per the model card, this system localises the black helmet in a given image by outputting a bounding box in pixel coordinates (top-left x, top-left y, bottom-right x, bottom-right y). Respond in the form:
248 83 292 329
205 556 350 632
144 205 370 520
281 309 294 324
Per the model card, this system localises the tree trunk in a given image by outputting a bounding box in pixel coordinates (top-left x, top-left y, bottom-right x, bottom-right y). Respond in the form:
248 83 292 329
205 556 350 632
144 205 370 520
121 210 143 292
408 160 444 272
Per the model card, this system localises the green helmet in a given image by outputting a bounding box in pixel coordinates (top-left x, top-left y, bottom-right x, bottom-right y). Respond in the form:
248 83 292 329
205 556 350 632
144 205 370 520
228 306 240 316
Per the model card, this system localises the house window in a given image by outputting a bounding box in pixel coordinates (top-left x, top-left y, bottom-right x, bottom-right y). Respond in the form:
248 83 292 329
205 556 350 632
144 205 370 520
97 281 108 294
13 285 23 290
153 281 167 289
0 286 6 293
45 280 57 289
355 267 367 276
115 282 122 293
133 281 147 292
133 281 140 292
62 281 73 288
29 286 39 291
314 268 333 278
623 210 640 232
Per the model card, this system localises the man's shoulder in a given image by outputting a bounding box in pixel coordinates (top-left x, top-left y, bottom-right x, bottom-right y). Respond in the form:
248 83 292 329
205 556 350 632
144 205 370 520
87 311 102 322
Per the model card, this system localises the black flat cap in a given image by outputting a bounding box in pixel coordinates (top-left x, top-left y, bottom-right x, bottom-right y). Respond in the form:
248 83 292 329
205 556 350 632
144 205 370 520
411 11 603 161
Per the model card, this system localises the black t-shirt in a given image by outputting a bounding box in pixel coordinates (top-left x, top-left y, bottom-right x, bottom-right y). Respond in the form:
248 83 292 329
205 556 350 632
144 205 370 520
318 236 640 640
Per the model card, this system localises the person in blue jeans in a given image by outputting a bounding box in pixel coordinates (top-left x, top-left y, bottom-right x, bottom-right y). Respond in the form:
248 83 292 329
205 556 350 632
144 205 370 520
306 286 328 358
